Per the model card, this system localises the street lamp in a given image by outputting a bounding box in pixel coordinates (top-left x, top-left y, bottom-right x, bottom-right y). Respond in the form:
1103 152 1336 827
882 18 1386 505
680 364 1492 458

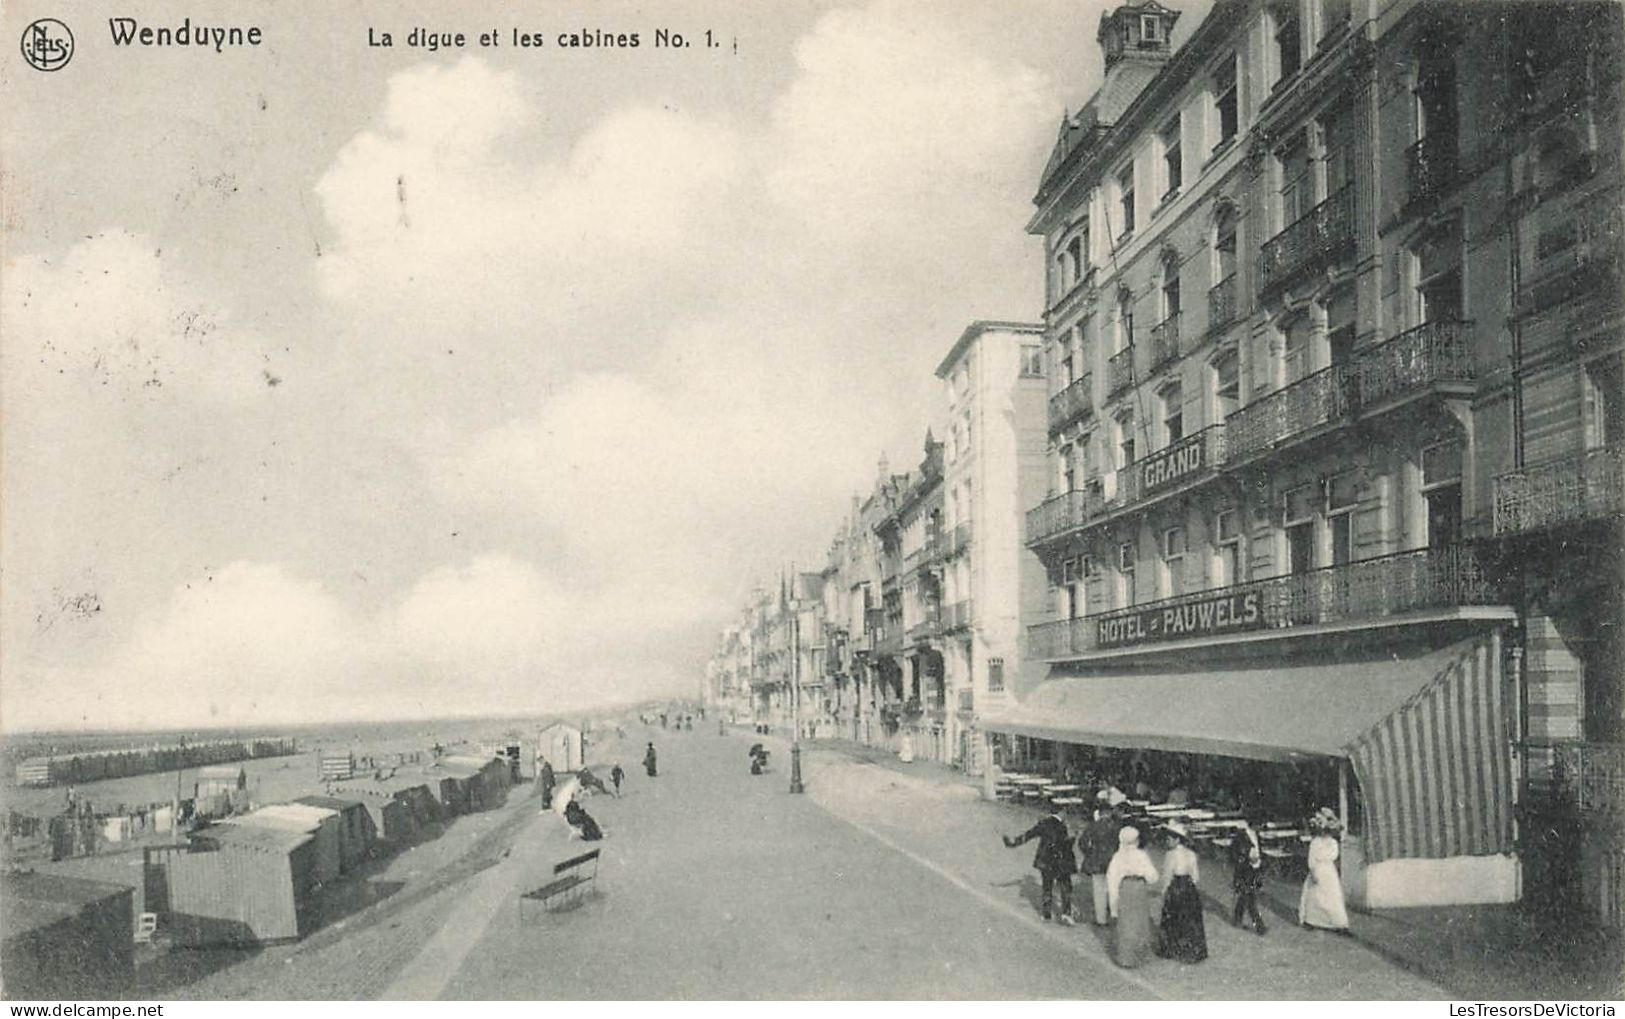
789 589 804 794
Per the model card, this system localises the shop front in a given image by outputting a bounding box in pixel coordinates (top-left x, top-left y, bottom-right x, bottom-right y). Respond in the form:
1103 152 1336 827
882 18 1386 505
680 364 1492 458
982 631 1518 909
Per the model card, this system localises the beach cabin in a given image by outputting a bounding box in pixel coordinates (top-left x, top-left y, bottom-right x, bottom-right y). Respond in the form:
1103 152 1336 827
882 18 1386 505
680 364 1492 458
160 824 319 945
539 723 584 772
293 796 376 873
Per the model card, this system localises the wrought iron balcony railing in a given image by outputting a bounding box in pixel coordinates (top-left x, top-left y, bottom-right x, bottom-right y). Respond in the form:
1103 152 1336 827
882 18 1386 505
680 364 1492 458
1149 314 1181 372
1493 445 1625 536
1406 133 1458 208
1048 373 1094 432
1025 487 1104 545
1355 319 1473 406
1028 543 1500 658
1258 185 1355 294
943 600 973 631
1224 364 1353 463
1112 425 1228 510
1107 346 1136 396
908 610 942 643
1224 320 1473 464
1208 274 1238 333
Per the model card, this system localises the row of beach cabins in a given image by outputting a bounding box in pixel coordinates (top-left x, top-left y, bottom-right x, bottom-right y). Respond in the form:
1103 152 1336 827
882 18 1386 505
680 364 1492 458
2 753 518 998
15 737 300 787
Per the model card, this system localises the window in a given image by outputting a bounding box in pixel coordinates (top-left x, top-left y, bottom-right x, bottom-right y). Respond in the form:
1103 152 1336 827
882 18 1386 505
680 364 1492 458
1119 291 1135 350
1059 348 1075 386
1327 287 1355 366
1421 443 1462 548
1079 316 1096 375
1161 383 1185 445
1161 526 1187 597
1118 541 1138 606
1021 345 1044 378
988 658 1005 692
1066 235 1085 288
1061 558 1084 618
1280 133 1312 226
1141 14 1164 43
1162 267 1182 322
1283 483 1316 574
1215 207 1238 284
1327 472 1358 566
962 412 974 451
1213 350 1241 419
1215 508 1244 586
1118 164 1136 237
1323 105 1356 198
1583 360 1624 449
1414 221 1462 324
1415 45 1458 147
1214 55 1239 146
1060 444 1076 493
1274 2 1302 82
1117 413 1137 469
1160 116 1183 199
1283 315 1312 385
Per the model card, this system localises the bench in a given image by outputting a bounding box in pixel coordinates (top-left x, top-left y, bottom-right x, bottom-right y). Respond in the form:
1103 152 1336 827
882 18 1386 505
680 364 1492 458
520 848 601 920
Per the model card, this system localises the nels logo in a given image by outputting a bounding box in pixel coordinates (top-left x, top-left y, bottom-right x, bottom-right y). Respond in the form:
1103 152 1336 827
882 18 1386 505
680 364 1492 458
21 18 74 71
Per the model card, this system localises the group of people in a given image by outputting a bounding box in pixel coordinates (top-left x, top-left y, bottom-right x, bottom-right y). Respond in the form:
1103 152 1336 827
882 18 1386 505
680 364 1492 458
535 742 660 843
1002 790 1351 969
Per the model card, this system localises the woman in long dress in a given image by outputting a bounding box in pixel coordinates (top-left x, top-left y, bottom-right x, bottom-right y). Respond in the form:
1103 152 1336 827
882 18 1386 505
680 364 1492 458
1106 825 1159 968
1298 807 1350 932
1156 823 1208 962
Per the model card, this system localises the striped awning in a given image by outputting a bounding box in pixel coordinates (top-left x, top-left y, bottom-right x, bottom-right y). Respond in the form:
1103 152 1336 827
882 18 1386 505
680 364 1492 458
1348 636 1513 861
982 634 1512 862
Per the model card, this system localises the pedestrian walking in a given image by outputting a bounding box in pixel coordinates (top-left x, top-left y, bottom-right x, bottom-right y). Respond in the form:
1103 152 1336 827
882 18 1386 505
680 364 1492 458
1002 808 1077 924
1299 807 1350 932
539 759 556 809
643 742 658 778
610 763 624 795
1106 825 1159 968
1230 815 1268 935
1078 790 1123 926
1155 823 1208 963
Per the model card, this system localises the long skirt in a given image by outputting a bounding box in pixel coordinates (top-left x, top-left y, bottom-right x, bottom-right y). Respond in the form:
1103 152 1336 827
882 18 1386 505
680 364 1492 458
1112 877 1154 969
1299 864 1349 930
1156 876 1208 962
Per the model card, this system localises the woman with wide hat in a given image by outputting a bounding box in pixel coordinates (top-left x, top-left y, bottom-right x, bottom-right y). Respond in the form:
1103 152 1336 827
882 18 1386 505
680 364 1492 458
1299 807 1350 932
1155 822 1208 962
1106 825 1159 968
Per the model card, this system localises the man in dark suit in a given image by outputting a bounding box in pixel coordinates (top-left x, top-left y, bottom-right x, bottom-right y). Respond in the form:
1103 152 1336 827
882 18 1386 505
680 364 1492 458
1231 816 1268 934
1003 809 1078 924
1078 793 1123 925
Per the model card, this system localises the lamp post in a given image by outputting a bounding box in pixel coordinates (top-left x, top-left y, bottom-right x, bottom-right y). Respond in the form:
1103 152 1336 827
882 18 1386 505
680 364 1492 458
789 589 804 794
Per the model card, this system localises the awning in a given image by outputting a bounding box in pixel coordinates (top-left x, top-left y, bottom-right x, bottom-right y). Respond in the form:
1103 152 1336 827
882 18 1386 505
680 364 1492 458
982 635 1511 862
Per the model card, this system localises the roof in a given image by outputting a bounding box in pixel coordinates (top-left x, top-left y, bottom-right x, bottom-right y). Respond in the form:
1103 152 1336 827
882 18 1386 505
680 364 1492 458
934 320 1045 378
1 872 133 938
193 823 314 854
231 803 337 832
293 795 366 813
440 754 501 771
538 722 581 736
980 639 1480 764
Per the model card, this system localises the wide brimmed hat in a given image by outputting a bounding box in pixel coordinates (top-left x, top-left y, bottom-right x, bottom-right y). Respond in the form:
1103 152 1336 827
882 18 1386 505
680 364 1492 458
1311 806 1342 831
1164 820 1189 840
1096 788 1111 802
1118 825 1140 846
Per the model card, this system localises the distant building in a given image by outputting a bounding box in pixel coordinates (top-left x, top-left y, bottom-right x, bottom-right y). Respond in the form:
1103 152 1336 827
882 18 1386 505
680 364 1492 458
537 723 583 772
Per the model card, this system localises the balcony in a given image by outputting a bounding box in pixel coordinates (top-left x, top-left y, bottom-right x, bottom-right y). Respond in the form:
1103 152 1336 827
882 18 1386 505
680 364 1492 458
1258 185 1354 295
1048 373 1094 432
943 600 973 632
1025 487 1104 546
1520 192 1624 315
1107 346 1136 396
1224 321 1473 465
1493 445 1625 536
1208 274 1238 333
1224 364 1353 464
1113 425 1227 510
908 609 942 644
1405 132 1458 209
1028 543 1502 658
1149 314 1182 372
876 628 903 655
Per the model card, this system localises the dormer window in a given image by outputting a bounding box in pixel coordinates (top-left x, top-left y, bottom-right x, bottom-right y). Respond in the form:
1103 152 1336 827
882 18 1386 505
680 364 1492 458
1141 14 1164 44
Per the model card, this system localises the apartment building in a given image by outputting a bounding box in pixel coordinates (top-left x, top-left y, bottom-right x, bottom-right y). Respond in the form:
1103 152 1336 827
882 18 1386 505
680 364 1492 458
994 0 1621 914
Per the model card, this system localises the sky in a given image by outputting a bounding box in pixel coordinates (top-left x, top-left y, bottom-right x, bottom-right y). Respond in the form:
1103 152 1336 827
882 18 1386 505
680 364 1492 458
1 0 1209 732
